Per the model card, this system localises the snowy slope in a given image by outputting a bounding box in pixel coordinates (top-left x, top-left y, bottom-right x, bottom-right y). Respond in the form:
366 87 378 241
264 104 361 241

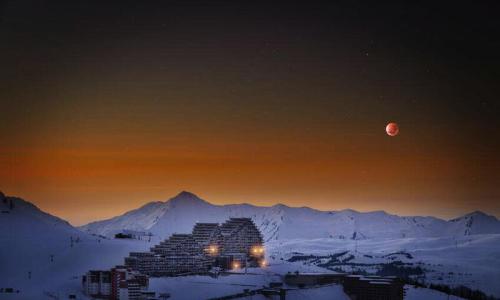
266 235 500 297
79 191 500 241
447 211 500 235
0 192 153 299
1 192 499 299
0 193 80 238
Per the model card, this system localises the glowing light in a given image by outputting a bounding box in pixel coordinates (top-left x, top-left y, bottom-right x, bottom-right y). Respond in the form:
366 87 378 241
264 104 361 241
260 260 267 267
207 245 218 255
251 245 264 255
232 262 240 269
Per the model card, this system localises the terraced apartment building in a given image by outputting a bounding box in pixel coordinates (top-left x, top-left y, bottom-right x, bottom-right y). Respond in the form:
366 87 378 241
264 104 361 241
125 217 265 276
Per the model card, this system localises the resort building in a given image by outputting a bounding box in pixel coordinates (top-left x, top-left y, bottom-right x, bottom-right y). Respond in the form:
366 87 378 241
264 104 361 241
83 267 148 300
82 270 111 298
284 273 404 300
124 217 265 276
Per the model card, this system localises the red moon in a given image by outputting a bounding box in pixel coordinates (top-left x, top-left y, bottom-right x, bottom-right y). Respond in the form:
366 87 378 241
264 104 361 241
386 122 399 136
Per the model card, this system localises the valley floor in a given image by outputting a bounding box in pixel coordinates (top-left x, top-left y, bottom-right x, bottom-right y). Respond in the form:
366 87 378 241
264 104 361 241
1 233 499 299
267 234 500 297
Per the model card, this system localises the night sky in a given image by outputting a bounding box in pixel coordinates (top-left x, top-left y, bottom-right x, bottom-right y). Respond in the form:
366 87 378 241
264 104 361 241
1 1 499 225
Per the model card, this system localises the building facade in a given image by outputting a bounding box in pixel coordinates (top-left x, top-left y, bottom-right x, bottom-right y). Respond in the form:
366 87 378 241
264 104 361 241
124 218 265 276
82 270 111 298
83 267 148 300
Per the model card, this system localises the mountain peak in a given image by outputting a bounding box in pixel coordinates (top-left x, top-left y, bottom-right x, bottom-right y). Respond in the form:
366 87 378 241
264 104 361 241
176 190 198 198
452 210 492 220
455 210 489 219
272 203 290 209
468 210 488 216
464 210 497 221
168 191 209 206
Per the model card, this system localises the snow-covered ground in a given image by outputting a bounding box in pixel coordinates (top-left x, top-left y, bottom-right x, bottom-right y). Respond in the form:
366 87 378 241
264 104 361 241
1 193 499 299
237 284 350 300
0 196 152 298
404 285 464 300
143 263 349 299
0 235 153 299
149 272 278 299
2 233 497 299
266 235 500 297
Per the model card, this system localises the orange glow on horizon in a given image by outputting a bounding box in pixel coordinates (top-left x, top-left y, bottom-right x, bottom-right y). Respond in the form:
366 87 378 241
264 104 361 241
1 106 497 225
1 0 498 229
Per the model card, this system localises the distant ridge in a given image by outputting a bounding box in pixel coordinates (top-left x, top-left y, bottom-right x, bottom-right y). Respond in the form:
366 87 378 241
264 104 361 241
79 191 500 241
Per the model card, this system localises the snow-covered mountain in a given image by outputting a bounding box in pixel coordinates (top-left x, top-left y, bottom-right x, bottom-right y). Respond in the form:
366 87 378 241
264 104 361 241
1 191 499 298
0 192 151 299
0 191 82 239
447 211 500 236
79 191 500 241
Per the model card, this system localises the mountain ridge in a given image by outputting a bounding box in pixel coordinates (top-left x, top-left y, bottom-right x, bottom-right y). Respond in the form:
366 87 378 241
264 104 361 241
78 191 500 241
3 190 498 241
0 192 84 240
1 191 500 298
